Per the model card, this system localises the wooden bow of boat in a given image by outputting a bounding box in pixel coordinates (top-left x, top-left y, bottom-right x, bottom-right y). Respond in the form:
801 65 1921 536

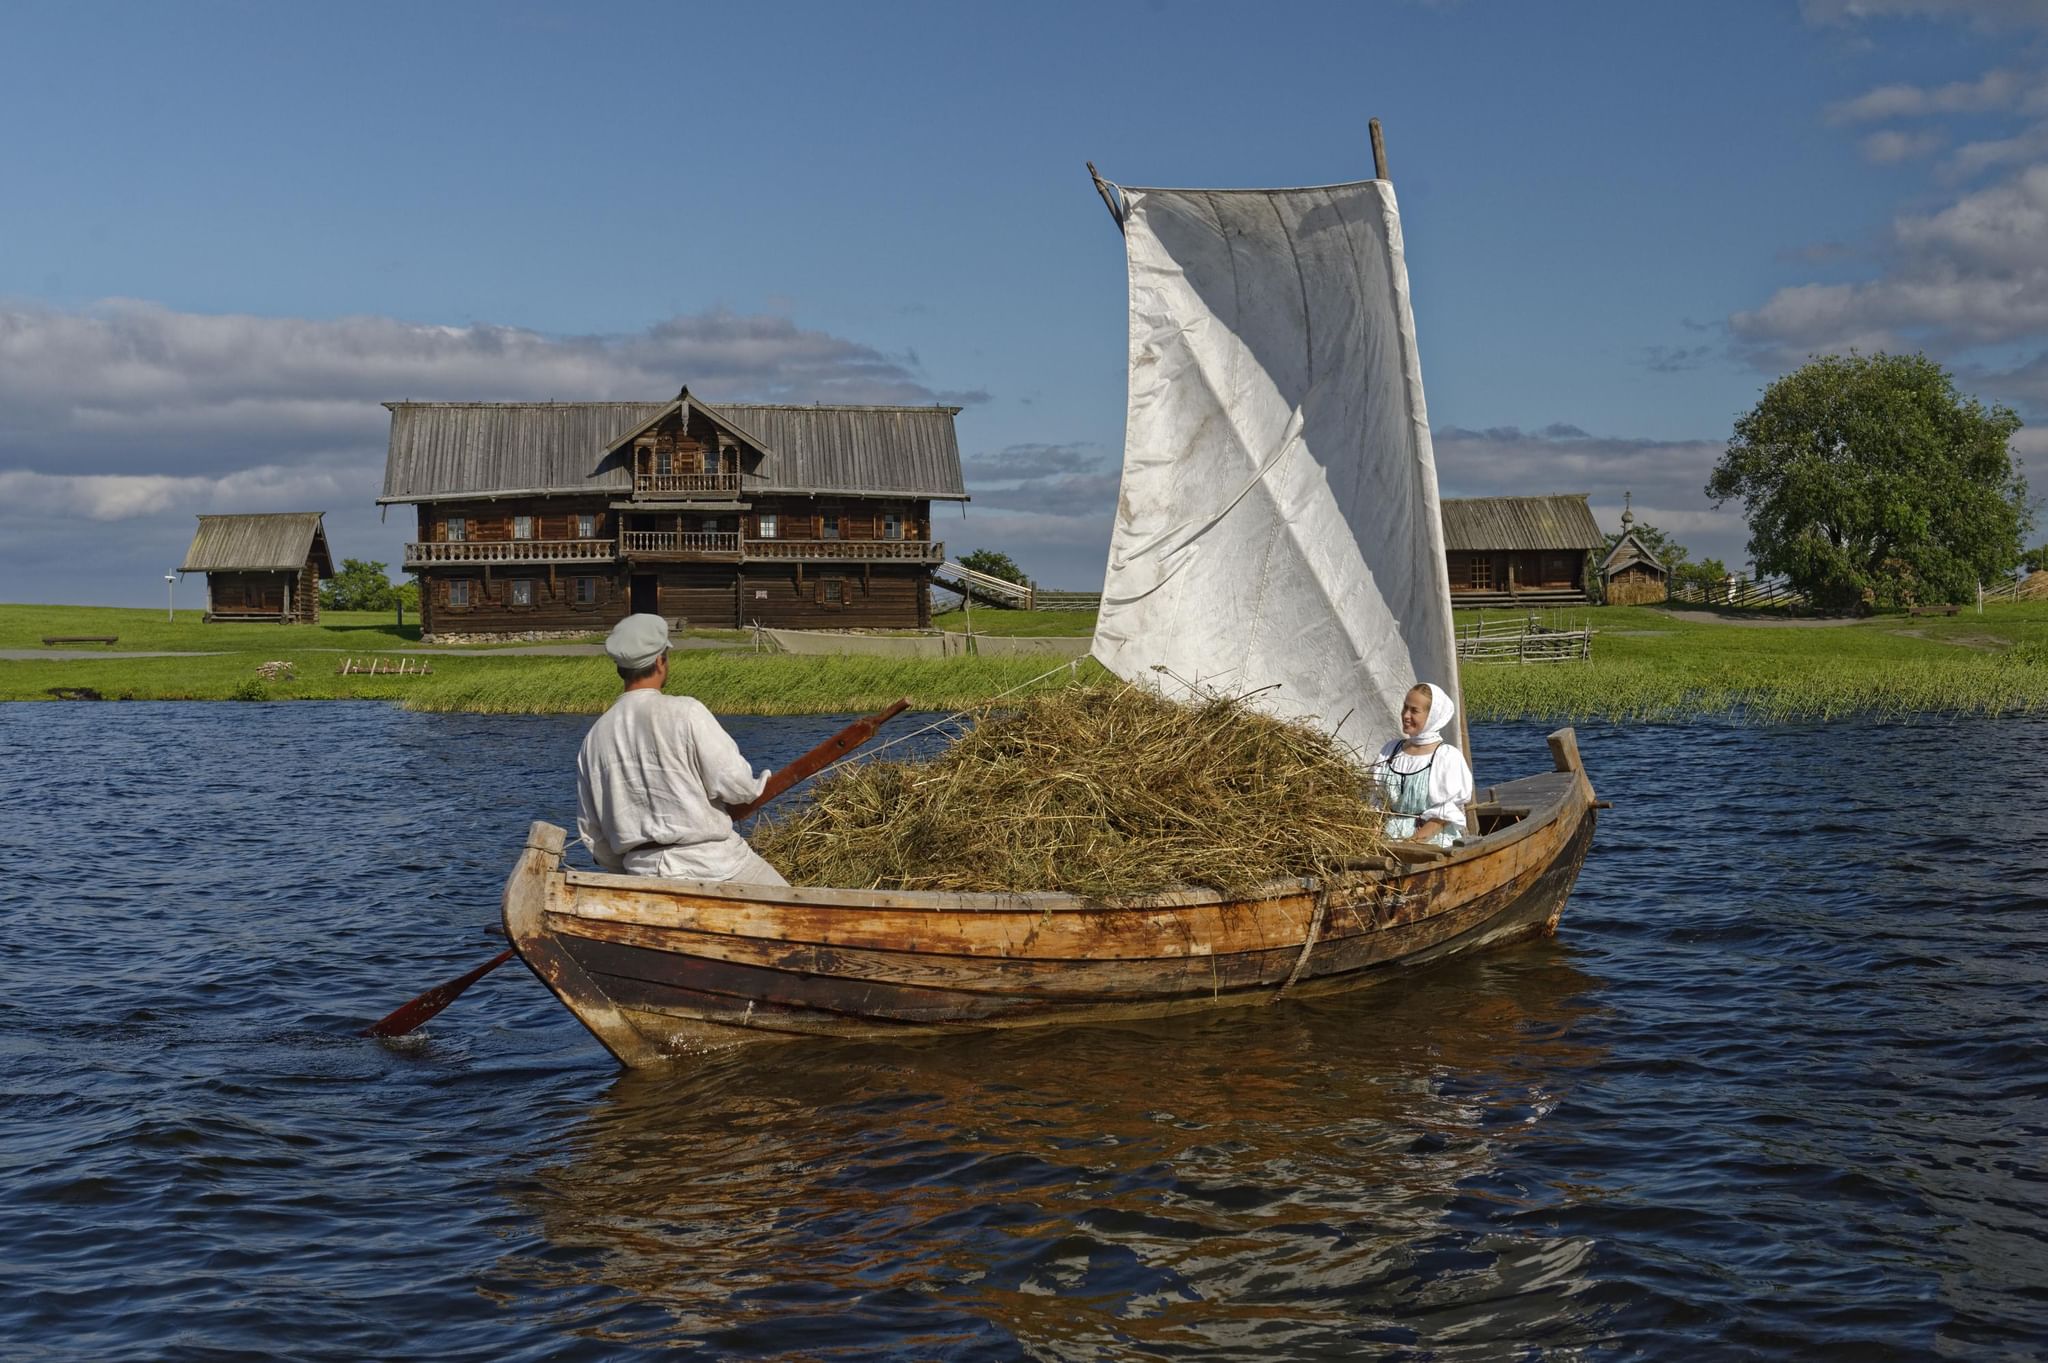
504 731 1598 1068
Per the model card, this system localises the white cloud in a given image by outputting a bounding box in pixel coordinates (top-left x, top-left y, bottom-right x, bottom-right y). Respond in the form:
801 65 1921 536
0 463 372 522
1803 1 2048 35
1734 163 2048 352
1947 119 2048 177
1862 128 1948 161
1826 67 2039 123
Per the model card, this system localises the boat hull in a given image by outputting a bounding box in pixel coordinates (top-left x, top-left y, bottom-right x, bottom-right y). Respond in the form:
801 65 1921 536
505 731 1598 1068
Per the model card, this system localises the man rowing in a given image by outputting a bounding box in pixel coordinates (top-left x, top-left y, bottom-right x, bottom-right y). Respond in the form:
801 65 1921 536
575 613 789 885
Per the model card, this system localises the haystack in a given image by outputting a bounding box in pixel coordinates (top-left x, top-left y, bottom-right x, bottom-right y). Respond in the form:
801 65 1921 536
752 685 1386 897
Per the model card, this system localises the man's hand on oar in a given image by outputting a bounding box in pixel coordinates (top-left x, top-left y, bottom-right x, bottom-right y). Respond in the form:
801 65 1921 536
360 698 914 1040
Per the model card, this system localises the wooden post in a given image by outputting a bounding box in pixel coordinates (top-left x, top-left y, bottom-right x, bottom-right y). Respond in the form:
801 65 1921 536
1370 119 1389 181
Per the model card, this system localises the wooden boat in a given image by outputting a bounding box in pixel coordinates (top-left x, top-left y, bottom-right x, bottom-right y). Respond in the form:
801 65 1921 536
504 732 1596 1066
503 127 1599 1066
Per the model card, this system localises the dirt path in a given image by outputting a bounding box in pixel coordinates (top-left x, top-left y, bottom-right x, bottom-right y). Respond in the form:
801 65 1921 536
1647 608 1863 629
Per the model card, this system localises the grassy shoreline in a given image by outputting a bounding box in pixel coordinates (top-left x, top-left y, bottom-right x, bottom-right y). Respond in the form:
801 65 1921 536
4 601 2044 723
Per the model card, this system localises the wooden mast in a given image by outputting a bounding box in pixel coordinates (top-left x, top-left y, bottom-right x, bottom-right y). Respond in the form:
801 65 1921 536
1373 117 1474 780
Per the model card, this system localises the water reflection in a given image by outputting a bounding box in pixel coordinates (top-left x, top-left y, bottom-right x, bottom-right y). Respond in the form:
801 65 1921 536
505 943 1608 1358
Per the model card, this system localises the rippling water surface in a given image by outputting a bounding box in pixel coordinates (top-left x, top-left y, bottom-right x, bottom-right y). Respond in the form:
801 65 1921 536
1 703 2043 1360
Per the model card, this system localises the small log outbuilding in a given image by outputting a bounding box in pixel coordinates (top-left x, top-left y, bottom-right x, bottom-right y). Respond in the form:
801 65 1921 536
1597 495 1668 606
1441 494 1604 608
180 512 335 623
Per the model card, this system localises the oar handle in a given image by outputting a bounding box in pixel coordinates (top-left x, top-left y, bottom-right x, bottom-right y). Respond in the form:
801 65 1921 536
727 697 912 821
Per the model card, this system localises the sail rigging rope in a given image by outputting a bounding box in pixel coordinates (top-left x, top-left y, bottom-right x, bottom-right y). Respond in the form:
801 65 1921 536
795 656 1085 786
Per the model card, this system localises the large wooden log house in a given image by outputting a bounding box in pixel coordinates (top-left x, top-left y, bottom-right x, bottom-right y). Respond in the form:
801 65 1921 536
179 512 334 623
1441 494 1604 608
379 390 968 641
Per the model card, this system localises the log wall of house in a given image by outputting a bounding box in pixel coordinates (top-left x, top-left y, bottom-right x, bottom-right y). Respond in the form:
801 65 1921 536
738 566 928 629
207 571 293 619
423 498 612 542
746 500 930 541
652 565 740 628
424 567 627 634
1447 550 1587 595
1603 565 1668 606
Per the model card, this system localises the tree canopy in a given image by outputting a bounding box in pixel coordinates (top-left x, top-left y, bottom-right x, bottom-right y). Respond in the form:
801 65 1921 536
319 559 418 612
1707 352 2030 609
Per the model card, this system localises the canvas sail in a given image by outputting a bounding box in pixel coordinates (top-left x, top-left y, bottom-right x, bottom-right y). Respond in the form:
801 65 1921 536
1090 176 1461 753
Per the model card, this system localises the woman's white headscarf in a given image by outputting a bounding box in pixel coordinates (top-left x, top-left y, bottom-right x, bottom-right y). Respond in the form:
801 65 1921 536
1409 681 1456 747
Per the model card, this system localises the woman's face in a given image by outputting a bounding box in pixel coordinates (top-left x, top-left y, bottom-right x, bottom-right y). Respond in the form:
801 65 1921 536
1401 688 1431 738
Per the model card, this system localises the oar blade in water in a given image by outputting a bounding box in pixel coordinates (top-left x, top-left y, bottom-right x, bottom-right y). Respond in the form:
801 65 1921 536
361 948 515 1038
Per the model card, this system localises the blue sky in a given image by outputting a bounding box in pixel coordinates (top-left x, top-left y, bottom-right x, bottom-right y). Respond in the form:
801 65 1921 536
4 0 2046 604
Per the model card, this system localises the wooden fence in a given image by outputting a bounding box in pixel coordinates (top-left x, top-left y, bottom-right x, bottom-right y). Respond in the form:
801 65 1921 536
1670 576 1809 608
1456 613 1593 664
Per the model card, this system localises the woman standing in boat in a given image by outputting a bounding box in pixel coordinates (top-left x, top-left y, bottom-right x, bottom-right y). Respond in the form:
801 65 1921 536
1371 682 1473 848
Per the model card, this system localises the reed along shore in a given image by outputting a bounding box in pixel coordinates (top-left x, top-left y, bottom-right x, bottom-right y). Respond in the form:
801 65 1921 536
3 603 2044 723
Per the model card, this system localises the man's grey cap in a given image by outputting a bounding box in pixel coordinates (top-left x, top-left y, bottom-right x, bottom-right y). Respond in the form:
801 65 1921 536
606 614 673 669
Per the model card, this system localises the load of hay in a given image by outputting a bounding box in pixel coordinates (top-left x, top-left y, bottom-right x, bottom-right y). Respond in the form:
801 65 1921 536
752 684 1387 898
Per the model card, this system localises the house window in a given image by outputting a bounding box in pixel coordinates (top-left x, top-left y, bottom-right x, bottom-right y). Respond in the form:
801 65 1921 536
703 446 720 476
1468 556 1492 589
758 513 778 539
823 578 845 606
446 516 467 543
449 578 470 607
883 513 902 540
655 449 673 477
513 515 534 540
577 513 597 539
510 579 534 607
823 515 841 540
574 577 596 605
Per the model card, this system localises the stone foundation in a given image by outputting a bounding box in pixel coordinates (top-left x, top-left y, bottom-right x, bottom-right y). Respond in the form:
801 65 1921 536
422 629 603 646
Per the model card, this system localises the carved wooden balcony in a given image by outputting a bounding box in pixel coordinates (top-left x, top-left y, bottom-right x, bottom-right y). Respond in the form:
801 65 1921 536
404 538 618 567
741 539 945 564
620 530 743 559
632 471 742 498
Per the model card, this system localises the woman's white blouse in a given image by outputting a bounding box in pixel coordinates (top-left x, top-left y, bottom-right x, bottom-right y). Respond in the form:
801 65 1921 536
1372 739 1475 827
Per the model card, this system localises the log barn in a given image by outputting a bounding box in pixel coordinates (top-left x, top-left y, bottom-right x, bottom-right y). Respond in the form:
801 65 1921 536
1597 496 1668 606
179 512 335 623
1440 494 1604 608
379 390 968 641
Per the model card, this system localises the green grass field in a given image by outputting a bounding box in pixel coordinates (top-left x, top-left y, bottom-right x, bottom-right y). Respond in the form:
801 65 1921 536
4 599 2043 720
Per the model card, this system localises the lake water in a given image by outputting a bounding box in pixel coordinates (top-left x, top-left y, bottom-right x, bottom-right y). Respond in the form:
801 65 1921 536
1 702 2043 1361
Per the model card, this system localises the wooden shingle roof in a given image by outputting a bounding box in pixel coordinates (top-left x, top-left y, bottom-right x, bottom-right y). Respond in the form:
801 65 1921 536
1600 530 1668 577
378 403 662 503
377 393 968 504
1440 494 1604 552
180 513 334 574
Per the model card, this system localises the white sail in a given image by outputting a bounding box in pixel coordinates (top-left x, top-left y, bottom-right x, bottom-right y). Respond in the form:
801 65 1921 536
1090 177 1460 752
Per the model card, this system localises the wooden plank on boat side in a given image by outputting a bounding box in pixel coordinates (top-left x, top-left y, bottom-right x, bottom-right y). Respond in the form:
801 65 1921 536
553 885 1336 961
550 913 1311 998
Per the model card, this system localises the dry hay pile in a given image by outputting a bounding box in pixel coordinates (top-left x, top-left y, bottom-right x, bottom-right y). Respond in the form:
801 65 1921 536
752 684 1386 897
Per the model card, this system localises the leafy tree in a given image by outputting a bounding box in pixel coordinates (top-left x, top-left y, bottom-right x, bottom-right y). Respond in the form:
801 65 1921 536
320 558 411 611
956 548 1033 588
1707 353 2030 609
2025 544 2048 575
1671 557 1730 598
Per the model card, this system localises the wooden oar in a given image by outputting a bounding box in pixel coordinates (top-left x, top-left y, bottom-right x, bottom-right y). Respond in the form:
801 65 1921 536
727 697 910 820
360 696 914 1039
